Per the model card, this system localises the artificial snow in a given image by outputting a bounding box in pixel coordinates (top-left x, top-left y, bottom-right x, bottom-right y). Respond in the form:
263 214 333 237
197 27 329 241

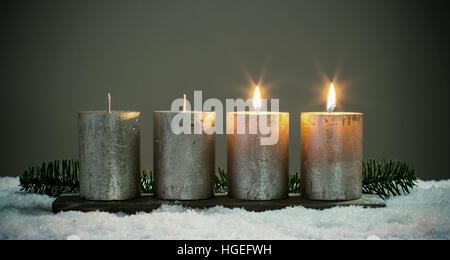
0 177 449 240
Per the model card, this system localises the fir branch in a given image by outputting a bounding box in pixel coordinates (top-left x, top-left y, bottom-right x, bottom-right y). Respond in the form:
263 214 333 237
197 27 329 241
20 160 153 197
19 159 80 197
19 159 417 199
289 172 301 194
141 168 153 194
362 158 417 199
215 168 227 193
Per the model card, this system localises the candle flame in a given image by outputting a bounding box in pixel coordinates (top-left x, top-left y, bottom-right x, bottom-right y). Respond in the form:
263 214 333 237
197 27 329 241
253 86 262 111
327 83 336 112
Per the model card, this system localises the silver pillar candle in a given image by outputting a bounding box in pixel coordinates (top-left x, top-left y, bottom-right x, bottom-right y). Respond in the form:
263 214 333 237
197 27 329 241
226 112 289 200
78 111 141 201
153 111 215 200
300 112 363 201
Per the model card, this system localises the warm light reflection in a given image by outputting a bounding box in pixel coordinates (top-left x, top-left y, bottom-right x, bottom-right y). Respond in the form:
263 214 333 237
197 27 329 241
253 86 262 111
118 112 140 120
327 83 336 112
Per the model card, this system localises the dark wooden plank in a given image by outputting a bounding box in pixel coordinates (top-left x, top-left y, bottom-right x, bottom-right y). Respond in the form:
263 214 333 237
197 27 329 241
52 193 385 214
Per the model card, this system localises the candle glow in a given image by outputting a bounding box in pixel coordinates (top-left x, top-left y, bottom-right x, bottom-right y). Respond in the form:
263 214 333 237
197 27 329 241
300 81 363 201
327 83 336 112
253 86 262 111
226 85 289 200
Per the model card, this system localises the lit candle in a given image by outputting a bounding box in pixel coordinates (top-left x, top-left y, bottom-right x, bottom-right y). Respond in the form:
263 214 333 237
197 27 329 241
301 83 363 201
227 86 289 200
78 93 141 201
153 95 215 200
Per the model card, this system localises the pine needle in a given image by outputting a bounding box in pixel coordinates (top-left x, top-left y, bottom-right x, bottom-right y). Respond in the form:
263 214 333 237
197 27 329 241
362 158 417 199
19 159 417 199
141 168 153 194
215 168 227 193
19 159 80 197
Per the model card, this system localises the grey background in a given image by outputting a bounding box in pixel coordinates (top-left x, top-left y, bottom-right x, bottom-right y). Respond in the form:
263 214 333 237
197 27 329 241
1 0 449 180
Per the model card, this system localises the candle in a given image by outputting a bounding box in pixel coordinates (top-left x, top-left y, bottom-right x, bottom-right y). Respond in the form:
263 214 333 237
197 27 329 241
153 95 215 200
227 86 289 200
301 83 363 201
78 93 141 201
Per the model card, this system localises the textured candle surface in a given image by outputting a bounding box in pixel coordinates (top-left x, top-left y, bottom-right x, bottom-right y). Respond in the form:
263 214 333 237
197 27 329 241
153 111 215 200
301 112 363 201
78 111 141 201
227 112 289 200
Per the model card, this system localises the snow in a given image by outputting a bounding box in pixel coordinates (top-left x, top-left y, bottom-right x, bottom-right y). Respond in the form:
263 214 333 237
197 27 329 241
0 177 449 240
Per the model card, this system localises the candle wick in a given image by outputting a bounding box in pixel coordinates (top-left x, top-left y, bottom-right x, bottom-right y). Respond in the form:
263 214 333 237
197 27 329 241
108 93 111 113
183 94 186 112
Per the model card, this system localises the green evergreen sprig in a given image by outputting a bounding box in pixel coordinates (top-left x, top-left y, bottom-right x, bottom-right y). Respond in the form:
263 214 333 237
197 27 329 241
288 172 301 194
362 158 417 199
19 160 80 197
19 158 417 199
215 167 228 193
141 168 153 194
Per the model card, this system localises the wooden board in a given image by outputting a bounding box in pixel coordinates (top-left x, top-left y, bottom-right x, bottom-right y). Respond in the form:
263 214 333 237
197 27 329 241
52 193 385 214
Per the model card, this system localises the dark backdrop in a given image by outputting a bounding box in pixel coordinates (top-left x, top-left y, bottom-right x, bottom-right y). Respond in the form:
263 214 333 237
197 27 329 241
1 0 449 180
